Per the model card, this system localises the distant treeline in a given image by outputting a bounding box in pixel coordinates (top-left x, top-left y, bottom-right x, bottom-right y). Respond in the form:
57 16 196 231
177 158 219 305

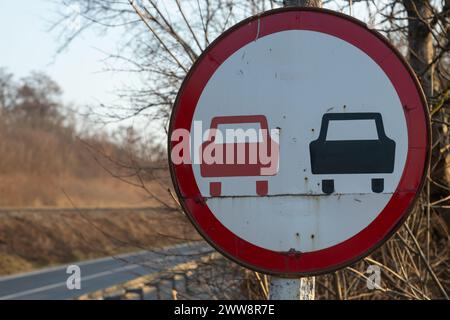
0 69 165 207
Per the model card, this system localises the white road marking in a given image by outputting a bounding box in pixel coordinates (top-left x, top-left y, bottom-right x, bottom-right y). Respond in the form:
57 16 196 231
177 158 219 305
0 264 142 300
0 242 209 300
0 241 202 281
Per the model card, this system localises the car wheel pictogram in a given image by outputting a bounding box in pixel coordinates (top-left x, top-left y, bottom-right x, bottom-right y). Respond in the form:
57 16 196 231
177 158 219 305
310 113 396 194
200 115 279 197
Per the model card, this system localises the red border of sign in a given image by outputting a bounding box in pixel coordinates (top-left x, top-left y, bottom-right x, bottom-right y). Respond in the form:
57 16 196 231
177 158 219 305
168 8 430 276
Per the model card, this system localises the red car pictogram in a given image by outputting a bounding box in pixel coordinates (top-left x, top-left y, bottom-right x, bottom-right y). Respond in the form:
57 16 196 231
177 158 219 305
200 115 279 197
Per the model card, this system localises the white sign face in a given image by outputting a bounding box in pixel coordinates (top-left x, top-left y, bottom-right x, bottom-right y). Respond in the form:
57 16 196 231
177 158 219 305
169 9 429 275
191 29 407 252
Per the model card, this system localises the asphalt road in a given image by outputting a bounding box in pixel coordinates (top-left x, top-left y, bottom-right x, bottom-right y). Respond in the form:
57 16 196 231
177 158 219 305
0 242 212 300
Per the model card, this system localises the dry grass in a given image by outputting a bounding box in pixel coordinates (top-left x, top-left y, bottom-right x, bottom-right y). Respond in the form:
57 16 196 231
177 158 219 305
0 207 201 275
242 200 450 300
0 174 172 208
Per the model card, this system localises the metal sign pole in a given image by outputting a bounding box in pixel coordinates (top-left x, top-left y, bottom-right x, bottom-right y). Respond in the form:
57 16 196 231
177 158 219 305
269 277 315 300
268 0 323 301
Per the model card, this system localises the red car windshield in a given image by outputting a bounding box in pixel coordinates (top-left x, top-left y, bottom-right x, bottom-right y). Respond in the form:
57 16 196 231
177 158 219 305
216 122 264 143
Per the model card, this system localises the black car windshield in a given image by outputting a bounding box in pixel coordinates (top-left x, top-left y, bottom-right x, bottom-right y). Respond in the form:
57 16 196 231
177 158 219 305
326 119 378 141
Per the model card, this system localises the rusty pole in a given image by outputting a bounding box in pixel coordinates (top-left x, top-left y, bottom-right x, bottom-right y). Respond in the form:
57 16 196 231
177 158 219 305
269 0 322 301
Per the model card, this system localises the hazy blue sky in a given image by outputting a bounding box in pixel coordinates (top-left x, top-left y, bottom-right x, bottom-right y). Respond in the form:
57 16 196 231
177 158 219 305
1 1 359 106
1 1 128 108
0 0 362 132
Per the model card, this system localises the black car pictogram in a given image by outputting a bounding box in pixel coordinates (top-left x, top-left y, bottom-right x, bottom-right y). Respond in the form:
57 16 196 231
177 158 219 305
309 112 396 194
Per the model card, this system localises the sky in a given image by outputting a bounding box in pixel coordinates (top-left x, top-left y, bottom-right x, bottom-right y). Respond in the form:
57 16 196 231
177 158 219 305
0 0 364 137
0 1 361 107
0 0 129 109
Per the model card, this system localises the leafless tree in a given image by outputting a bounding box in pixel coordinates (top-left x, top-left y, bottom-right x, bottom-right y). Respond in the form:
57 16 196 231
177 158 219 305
54 0 449 299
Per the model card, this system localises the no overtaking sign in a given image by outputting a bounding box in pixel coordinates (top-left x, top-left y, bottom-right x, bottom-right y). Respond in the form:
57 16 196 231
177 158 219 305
168 8 429 276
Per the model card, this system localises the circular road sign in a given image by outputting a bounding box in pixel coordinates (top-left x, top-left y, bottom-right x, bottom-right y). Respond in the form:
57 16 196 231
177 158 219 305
168 8 429 276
